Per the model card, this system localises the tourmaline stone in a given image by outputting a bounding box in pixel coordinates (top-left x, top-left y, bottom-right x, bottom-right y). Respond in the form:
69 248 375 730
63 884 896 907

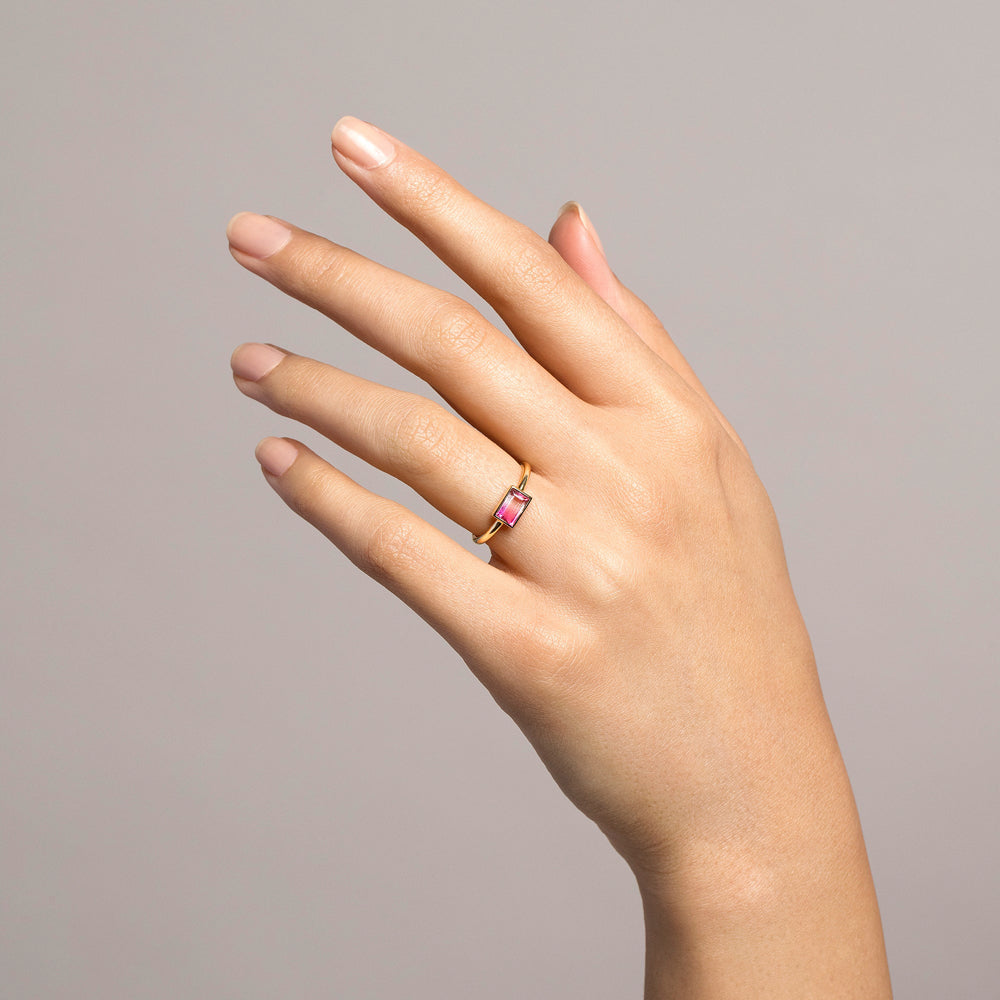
494 487 531 527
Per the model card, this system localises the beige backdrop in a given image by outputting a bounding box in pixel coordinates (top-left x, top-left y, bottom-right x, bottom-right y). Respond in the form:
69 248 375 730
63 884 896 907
3 1 997 997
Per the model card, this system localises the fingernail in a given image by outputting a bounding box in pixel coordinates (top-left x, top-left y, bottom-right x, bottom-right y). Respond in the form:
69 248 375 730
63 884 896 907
255 437 299 477
227 212 293 260
331 116 397 169
231 343 286 382
560 200 606 258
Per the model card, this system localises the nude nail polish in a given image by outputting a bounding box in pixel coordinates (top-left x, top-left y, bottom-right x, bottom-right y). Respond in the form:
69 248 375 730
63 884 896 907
231 343 285 382
255 437 298 477
331 117 397 169
227 213 292 260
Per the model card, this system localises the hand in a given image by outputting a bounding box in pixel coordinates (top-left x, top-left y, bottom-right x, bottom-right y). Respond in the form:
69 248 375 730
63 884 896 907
227 117 891 996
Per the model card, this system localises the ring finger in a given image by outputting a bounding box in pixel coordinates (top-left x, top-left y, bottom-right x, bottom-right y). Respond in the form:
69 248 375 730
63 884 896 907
231 342 553 559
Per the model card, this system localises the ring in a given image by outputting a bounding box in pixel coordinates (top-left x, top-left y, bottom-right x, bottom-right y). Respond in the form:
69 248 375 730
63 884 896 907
473 462 532 544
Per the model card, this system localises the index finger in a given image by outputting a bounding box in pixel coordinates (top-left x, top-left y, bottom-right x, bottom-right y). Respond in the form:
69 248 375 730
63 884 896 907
329 116 670 408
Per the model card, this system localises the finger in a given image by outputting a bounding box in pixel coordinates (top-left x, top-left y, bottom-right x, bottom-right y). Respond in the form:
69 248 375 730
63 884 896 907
231 342 557 560
226 212 586 466
548 202 749 455
547 201 623 314
252 435 530 674
328 116 667 407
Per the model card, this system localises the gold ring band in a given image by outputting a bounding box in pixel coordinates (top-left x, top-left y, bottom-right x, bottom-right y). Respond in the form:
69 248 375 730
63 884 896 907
473 462 532 544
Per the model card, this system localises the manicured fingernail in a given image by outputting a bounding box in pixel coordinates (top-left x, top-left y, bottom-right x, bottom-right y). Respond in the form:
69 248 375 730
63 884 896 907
331 116 397 169
255 437 299 477
231 343 286 382
560 201 606 258
227 212 293 260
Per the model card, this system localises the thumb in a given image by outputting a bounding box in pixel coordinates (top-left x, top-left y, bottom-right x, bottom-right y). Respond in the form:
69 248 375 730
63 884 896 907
548 201 624 314
550 204 749 455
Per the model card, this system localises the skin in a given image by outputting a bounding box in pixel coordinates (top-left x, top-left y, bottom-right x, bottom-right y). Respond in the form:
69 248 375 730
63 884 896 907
227 117 893 998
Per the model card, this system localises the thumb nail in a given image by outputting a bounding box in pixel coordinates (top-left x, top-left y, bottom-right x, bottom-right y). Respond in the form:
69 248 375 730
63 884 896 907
560 201 606 258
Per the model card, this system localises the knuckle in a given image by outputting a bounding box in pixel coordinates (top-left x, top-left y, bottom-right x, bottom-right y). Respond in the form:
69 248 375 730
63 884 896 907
283 460 336 522
611 470 675 536
671 403 725 467
644 395 725 473
420 299 491 371
387 400 457 478
361 511 422 587
291 241 355 298
584 434 674 537
513 614 595 691
505 241 570 304
579 536 642 607
398 165 458 220
267 359 327 418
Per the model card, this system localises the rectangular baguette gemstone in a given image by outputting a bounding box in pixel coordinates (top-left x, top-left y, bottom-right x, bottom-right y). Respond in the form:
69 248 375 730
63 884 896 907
494 487 531 527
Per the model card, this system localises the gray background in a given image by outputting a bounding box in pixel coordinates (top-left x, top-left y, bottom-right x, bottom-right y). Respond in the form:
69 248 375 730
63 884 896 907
2 1 997 997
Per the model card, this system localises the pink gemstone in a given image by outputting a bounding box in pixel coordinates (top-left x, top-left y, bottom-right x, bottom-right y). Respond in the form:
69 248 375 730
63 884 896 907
494 487 531 527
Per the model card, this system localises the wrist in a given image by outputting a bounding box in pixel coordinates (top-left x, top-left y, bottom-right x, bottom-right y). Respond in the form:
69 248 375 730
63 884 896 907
628 746 892 998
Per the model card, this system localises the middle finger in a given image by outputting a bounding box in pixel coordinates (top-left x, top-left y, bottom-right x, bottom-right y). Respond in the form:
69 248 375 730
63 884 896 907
329 116 667 408
226 213 586 469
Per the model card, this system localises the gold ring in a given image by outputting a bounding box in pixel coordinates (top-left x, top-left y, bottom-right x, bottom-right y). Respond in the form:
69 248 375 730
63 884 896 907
473 462 532 544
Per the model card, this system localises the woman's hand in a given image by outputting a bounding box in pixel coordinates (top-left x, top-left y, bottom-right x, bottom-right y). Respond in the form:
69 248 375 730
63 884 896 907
227 117 891 997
